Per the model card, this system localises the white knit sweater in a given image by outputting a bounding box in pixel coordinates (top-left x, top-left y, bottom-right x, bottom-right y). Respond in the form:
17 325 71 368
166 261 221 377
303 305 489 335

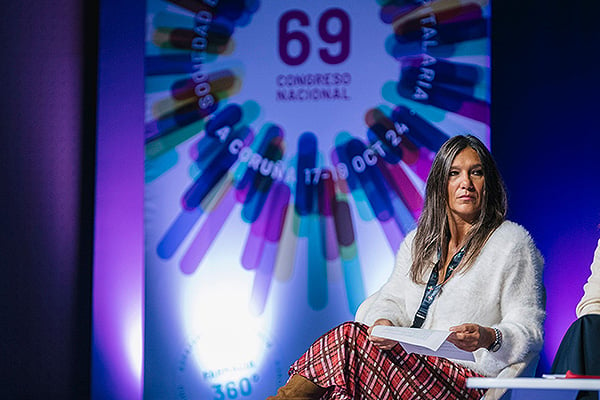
356 220 545 377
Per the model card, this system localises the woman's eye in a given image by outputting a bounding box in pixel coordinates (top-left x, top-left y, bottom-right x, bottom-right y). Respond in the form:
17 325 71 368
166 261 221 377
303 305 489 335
472 169 484 176
449 170 459 176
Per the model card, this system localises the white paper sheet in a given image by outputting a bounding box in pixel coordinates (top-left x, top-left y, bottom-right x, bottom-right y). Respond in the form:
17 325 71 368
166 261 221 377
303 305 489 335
371 325 475 362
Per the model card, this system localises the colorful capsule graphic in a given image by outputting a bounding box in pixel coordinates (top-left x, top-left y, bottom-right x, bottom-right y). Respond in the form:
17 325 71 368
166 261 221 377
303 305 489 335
146 0 490 317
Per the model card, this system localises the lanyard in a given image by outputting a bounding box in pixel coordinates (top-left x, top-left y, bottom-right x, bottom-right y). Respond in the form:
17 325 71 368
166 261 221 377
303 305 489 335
411 247 465 328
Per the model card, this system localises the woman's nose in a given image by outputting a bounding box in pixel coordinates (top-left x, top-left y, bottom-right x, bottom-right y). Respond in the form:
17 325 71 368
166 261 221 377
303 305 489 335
460 173 473 188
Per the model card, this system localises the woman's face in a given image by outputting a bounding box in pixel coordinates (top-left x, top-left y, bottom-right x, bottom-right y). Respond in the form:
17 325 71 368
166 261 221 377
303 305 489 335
447 147 485 224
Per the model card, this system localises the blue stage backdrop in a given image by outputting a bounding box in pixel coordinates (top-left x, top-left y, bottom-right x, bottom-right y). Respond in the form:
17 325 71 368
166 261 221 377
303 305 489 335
143 1 490 398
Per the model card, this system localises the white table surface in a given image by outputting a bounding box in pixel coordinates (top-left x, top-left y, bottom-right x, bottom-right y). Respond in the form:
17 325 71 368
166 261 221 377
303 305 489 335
467 377 600 391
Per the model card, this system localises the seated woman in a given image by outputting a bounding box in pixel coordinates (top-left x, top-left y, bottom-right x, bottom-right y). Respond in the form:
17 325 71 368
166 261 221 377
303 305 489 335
268 135 546 400
551 238 600 400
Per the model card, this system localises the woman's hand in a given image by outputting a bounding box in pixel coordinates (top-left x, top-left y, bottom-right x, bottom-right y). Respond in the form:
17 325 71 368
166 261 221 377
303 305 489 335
368 319 398 350
447 323 495 352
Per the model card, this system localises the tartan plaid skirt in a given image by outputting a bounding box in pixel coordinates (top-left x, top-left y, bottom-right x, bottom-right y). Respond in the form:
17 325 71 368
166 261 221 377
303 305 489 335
289 322 486 400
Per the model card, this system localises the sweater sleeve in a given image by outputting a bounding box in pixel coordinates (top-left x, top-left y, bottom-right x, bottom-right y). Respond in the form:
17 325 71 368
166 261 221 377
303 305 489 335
359 231 416 327
480 226 546 370
576 238 600 317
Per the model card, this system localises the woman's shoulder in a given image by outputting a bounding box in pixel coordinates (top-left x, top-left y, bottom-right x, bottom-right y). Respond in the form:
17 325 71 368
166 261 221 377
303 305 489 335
489 220 535 245
485 220 542 261
405 228 418 242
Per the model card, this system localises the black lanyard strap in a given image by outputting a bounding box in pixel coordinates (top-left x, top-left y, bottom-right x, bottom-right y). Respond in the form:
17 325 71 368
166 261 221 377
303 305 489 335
411 247 465 328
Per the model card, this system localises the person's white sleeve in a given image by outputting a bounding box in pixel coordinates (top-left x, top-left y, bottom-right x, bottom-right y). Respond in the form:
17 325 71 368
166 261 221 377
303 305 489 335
576 238 600 317
357 231 416 327
486 230 545 367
